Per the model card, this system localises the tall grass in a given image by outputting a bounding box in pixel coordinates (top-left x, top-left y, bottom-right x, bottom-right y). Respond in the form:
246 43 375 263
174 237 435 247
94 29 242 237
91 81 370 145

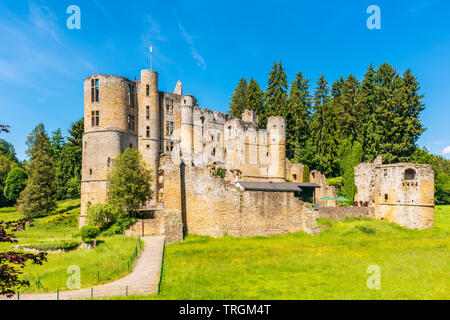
118 205 450 300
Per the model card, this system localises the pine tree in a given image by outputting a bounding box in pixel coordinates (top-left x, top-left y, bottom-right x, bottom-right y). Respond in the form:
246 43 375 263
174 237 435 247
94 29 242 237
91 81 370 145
311 75 330 149
341 141 363 202
18 124 57 217
228 78 248 118
246 78 264 117
286 72 312 160
336 75 361 141
358 65 378 161
262 61 288 128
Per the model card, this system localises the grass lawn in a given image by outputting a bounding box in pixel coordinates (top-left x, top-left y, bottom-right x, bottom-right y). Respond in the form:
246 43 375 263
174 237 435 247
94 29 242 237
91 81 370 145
118 205 449 300
0 199 142 294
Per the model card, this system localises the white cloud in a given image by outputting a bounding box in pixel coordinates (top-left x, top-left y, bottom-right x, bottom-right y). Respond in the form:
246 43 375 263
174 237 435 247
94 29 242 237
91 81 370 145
178 22 206 70
442 146 450 155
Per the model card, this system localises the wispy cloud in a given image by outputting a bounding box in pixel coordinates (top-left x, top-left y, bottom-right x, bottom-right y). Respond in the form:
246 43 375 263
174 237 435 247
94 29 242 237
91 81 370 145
442 146 450 155
178 21 206 70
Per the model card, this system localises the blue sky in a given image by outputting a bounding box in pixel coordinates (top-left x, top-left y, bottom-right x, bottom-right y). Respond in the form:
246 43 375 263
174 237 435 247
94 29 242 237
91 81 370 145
0 0 449 161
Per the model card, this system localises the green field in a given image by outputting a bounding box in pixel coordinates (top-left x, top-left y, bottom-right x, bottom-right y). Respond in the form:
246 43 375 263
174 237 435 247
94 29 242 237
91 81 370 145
0 199 142 294
2 200 449 299
118 205 450 300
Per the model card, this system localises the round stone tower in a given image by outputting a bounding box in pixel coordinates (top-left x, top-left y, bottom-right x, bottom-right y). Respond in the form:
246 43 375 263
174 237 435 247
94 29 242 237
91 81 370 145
180 95 195 163
267 116 286 181
80 75 138 227
137 70 160 204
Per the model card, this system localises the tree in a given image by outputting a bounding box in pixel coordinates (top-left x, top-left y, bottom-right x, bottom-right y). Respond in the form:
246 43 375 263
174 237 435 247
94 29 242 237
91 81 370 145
0 124 10 134
286 72 312 160
0 218 47 297
107 148 153 216
228 78 248 118
67 118 84 147
302 164 310 182
3 167 27 204
0 139 18 163
246 78 264 117
0 155 17 207
341 140 363 202
262 61 288 129
17 124 57 217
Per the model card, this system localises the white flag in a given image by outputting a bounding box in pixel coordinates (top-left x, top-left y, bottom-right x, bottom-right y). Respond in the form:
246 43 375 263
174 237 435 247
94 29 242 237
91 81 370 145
150 44 153 53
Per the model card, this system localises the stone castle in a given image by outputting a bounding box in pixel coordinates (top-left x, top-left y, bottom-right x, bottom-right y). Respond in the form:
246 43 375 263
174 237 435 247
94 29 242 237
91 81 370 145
80 68 434 241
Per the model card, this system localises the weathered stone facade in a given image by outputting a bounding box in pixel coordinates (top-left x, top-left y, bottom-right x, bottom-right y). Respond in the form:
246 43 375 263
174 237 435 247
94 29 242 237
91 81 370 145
354 157 434 229
81 68 335 239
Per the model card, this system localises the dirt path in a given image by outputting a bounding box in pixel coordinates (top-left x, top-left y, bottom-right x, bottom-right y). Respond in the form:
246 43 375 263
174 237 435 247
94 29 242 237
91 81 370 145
4 236 165 300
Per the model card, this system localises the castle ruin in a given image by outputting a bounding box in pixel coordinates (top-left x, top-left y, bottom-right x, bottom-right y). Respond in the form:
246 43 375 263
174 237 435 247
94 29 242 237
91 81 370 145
80 68 434 240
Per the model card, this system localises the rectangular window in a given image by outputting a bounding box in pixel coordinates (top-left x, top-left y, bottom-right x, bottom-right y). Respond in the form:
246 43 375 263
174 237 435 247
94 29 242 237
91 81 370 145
146 126 150 138
166 121 174 136
91 110 99 127
146 85 150 96
128 115 135 130
384 194 388 202
165 98 173 115
128 83 135 108
166 141 174 152
146 106 150 120
91 78 99 102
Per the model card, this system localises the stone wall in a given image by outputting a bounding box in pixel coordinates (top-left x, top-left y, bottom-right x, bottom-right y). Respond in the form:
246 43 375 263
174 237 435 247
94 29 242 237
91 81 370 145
161 156 318 238
124 210 183 243
354 157 435 229
315 207 374 221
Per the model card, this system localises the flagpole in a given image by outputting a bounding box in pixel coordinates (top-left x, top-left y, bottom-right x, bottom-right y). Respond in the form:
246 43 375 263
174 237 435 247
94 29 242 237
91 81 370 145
150 44 153 70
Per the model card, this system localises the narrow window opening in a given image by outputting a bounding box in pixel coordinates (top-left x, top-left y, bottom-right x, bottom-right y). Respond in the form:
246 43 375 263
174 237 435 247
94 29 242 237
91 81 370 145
146 85 150 96
91 110 99 127
146 106 150 120
146 126 150 138
91 78 99 102
384 194 388 202
166 121 174 136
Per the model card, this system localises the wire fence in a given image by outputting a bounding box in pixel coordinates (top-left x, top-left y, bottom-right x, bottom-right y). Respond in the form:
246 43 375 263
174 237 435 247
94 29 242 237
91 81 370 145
17 237 143 299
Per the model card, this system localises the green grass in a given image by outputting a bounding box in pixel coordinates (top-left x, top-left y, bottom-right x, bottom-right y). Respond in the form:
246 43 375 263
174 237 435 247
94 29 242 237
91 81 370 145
118 205 450 300
0 199 143 294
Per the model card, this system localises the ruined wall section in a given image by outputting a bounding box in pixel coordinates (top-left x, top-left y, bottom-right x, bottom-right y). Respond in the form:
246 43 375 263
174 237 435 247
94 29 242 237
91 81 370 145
161 156 318 238
310 170 337 207
374 163 434 229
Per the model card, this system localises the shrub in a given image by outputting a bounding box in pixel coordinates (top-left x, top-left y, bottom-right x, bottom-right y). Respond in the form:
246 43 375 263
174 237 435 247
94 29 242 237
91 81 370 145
40 212 78 227
327 176 344 196
80 225 100 243
87 203 124 228
21 240 81 251
212 168 225 178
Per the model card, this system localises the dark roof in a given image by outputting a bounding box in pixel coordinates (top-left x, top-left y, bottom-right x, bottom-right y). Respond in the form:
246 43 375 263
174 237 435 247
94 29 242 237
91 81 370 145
236 181 302 192
236 181 321 192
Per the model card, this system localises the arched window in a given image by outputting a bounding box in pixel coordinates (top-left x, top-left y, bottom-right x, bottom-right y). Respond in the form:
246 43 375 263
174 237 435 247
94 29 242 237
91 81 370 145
404 168 416 180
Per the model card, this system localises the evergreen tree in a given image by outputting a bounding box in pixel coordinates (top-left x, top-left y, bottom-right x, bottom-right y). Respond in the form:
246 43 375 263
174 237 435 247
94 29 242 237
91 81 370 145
0 155 17 206
311 75 330 148
228 78 248 118
302 164 310 182
358 65 378 161
246 78 264 117
67 118 84 147
336 75 361 141
0 139 18 163
17 124 57 217
286 72 312 159
262 61 288 128
341 141 363 202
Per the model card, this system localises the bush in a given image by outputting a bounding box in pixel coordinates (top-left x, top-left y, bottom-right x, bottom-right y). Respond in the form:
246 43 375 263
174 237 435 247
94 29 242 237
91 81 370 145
21 240 81 251
327 176 344 196
87 203 124 228
40 212 78 227
80 225 100 243
212 168 225 178
302 164 310 182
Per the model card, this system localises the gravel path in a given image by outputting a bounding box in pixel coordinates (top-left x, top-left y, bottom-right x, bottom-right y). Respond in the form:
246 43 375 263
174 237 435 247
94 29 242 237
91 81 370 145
3 236 165 300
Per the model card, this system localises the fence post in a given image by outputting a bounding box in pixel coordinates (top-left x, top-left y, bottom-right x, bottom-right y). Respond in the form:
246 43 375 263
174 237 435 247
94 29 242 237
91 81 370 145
97 272 100 283
126 285 128 297
17 291 20 300
37 278 40 291
91 287 93 299
57 288 59 300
